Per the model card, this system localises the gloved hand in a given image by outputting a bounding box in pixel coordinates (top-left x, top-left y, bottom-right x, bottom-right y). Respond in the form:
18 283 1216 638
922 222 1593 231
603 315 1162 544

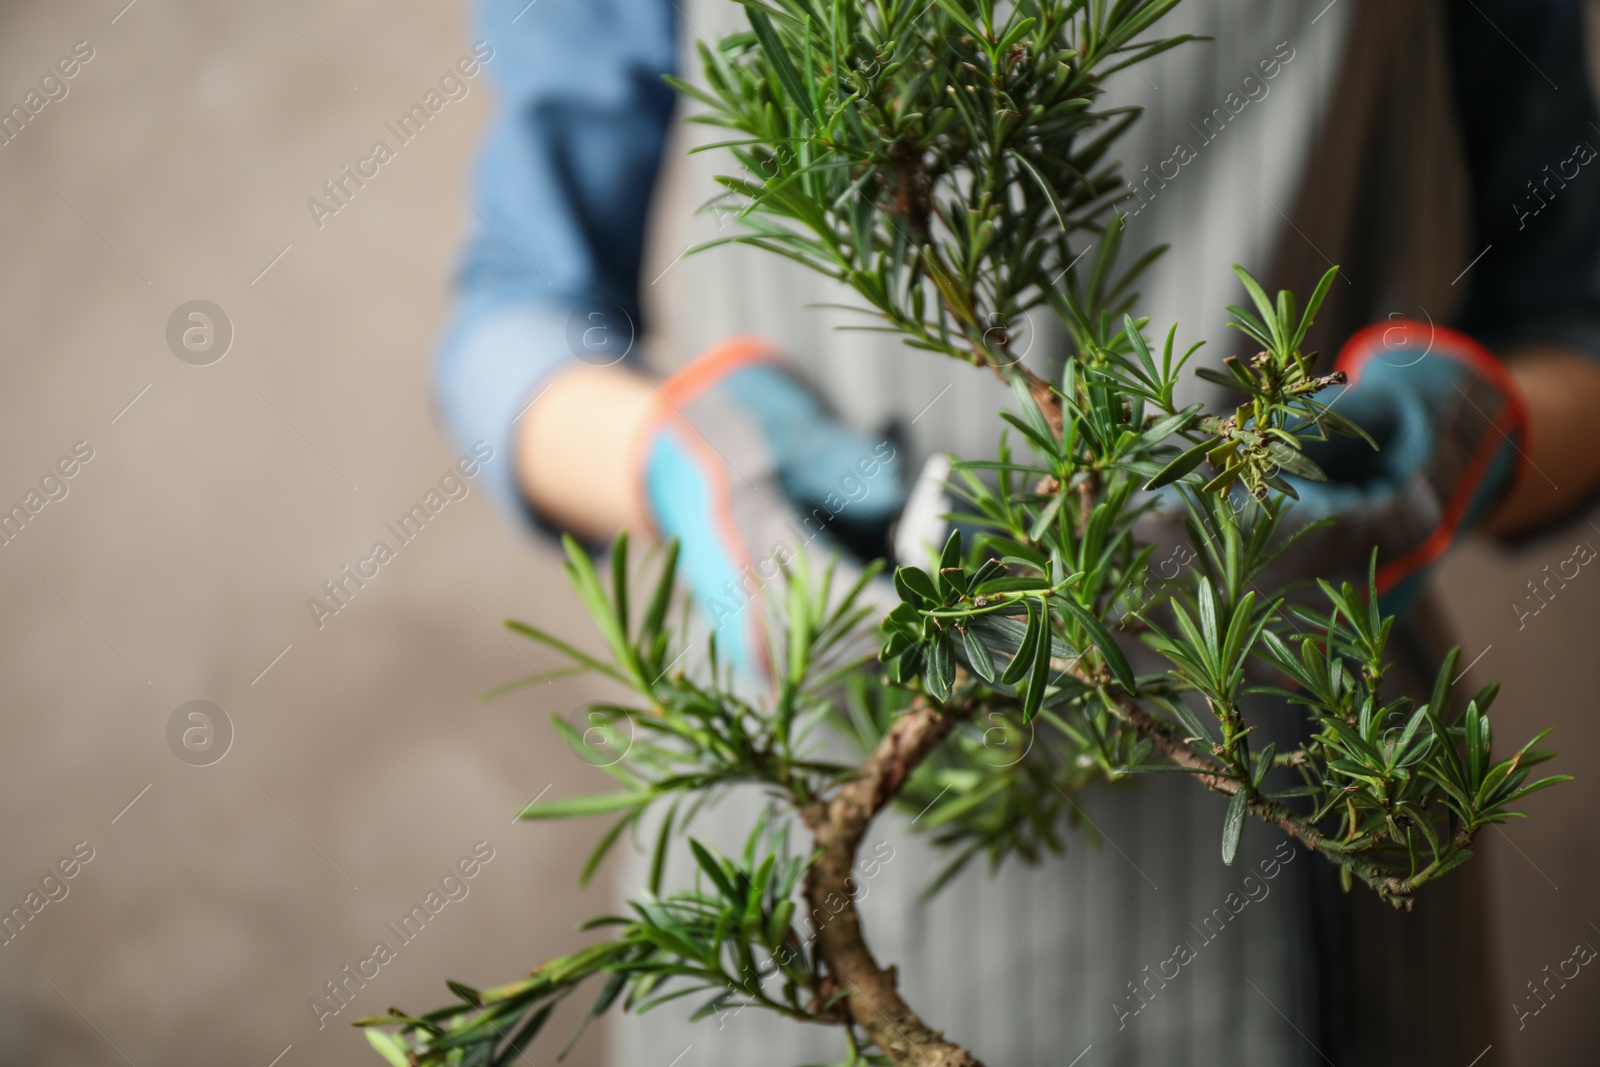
639 337 906 673
1283 319 1528 609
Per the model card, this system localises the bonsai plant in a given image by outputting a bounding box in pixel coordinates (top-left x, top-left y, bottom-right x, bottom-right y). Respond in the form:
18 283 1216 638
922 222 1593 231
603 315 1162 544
359 2 1567 1064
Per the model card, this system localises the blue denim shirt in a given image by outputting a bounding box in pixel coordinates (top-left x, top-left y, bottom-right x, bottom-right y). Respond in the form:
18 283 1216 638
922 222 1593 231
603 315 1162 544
434 0 676 524
435 0 1600 527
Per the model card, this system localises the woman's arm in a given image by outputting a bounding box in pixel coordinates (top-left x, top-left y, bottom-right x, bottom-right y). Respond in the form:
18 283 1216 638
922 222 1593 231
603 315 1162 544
1485 344 1600 538
433 0 677 528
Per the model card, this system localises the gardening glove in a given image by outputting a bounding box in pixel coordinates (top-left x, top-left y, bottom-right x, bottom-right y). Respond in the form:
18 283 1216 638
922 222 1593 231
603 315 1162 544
639 337 906 675
1281 319 1529 611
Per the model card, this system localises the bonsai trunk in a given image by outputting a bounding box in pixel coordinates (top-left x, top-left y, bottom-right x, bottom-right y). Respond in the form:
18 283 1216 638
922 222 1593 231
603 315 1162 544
802 700 985 1067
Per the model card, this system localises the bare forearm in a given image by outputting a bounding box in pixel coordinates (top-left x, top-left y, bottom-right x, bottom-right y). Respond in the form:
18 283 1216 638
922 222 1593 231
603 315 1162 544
1484 344 1600 539
515 364 660 541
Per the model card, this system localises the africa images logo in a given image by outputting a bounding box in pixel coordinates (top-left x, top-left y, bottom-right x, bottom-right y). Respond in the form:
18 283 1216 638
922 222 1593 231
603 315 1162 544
305 43 494 230
306 443 494 630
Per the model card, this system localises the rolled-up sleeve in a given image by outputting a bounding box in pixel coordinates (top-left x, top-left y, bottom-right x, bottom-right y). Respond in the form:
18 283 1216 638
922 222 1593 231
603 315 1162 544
435 0 678 526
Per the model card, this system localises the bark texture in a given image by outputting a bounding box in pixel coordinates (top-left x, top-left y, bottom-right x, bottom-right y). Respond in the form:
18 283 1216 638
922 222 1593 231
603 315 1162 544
802 700 984 1067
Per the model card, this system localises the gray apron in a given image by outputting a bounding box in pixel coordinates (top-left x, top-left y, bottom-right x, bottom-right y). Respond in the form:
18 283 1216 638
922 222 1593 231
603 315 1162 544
623 2 1496 1064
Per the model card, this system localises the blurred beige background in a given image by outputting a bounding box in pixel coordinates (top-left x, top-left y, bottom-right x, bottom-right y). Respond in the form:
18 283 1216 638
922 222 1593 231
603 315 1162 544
0 2 610 1064
0 2 1594 1066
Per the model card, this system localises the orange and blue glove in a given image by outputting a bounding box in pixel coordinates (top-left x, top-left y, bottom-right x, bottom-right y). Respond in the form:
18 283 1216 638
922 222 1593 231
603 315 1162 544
1284 320 1529 610
639 339 905 673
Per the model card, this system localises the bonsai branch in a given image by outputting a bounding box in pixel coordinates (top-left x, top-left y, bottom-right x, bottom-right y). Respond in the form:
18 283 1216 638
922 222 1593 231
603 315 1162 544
1121 700 1418 908
801 698 984 1067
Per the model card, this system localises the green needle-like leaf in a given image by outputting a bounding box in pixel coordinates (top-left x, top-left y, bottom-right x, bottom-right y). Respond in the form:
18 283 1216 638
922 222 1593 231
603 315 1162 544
1221 788 1248 866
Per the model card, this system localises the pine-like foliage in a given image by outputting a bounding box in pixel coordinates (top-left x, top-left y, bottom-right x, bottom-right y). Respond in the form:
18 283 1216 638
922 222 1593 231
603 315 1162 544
360 3 1566 1065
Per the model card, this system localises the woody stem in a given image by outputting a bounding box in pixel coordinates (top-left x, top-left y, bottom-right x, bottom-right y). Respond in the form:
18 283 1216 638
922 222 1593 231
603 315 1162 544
801 698 983 1067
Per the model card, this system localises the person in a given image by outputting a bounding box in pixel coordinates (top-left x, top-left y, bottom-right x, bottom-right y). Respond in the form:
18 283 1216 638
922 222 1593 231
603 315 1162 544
432 0 1600 1063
